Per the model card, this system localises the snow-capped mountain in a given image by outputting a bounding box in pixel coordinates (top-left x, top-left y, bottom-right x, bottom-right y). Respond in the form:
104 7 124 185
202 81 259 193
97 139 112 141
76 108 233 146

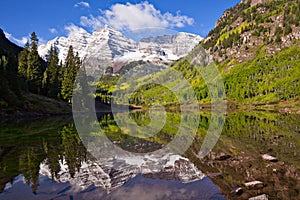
138 32 203 60
38 26 92 62
38 25 137 63
38 25 202 71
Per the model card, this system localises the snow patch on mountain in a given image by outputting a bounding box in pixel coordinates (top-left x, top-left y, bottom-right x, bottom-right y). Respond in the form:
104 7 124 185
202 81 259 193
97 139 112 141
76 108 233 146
38 26 203 71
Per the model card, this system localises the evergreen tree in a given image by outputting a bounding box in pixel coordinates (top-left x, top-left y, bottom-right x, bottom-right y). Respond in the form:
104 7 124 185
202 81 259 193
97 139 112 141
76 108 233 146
57 60 64 99
18 42 30 79
61 46 81 102
27 32 42 93
43 45 61 98
74 63 91 110
18 42 30 91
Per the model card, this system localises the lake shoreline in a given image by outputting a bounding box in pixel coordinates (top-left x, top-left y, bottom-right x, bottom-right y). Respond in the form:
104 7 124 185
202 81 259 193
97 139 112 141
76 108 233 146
0 93 72 122
163 99 300 114
1 98 299 122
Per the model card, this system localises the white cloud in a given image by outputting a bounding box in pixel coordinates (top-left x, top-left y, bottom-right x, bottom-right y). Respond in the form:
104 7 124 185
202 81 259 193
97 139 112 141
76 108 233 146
4 31 28 46
64 23 89 36
74 1 90 8
80 15 103 31
65 23 81 33
49 28 57 34
79 1 194 31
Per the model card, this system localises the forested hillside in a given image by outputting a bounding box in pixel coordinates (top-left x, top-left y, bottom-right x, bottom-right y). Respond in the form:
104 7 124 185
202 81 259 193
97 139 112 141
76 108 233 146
106 0 300 109
2 0 300 114
0 29 82 117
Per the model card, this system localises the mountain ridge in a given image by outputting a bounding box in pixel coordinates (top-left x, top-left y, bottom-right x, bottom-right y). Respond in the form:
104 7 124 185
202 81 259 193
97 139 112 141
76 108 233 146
38 25 203 71
121 0 300 107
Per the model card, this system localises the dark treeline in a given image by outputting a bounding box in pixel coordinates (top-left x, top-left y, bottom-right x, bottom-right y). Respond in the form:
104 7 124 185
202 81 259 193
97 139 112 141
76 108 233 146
0 31 82 110
18 32 81 102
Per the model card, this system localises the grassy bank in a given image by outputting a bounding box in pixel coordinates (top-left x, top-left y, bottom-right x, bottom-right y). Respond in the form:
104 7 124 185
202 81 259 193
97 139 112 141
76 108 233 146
0 93 71 120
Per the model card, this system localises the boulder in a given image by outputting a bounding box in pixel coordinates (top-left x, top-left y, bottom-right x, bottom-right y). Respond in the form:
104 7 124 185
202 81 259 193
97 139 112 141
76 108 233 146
215 154 232 161
248 194 268 200
244 181 264 189
231 187 243 195
280 108 291 113
262 154 278 162
207 172 223 178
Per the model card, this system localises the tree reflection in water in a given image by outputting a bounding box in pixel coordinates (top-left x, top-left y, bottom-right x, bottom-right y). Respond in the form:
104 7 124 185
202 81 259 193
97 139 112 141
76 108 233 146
0 111 299 199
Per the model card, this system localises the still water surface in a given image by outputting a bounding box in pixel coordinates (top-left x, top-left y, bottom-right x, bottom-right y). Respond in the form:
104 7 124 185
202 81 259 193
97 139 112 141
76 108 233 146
0 111 299 199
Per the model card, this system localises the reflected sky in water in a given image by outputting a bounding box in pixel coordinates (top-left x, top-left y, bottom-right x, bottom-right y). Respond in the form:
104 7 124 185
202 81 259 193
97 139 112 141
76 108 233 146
0 111 300 199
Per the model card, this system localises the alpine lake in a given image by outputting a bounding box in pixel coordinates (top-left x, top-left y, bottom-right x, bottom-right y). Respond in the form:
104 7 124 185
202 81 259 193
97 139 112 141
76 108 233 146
0 109 299 200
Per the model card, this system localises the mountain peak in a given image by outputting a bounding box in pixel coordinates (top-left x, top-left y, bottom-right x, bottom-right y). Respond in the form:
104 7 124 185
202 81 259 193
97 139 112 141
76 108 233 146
68 26 90 37
38 26 202 70
103 24 113 29
95 24 117 33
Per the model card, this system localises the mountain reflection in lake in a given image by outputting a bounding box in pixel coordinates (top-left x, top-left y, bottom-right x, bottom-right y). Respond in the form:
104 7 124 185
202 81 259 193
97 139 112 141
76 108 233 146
0 111 299 199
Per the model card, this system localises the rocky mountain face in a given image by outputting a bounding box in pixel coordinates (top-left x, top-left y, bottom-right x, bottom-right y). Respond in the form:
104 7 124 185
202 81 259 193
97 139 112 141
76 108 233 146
138 32 202 60
38 25 202 72
38 25 137 64
201 0 300 64
39 154 205 193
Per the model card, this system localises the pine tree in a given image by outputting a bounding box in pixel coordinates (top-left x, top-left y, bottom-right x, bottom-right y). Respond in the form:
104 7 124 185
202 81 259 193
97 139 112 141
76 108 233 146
27 32 42 94
43 45 61 98
57 60 63 99
18 41 30 79
74 63 91 110
61 46 81 102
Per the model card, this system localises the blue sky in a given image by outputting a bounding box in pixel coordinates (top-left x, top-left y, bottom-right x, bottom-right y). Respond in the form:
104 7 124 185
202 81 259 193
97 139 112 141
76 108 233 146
0 0 240 46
